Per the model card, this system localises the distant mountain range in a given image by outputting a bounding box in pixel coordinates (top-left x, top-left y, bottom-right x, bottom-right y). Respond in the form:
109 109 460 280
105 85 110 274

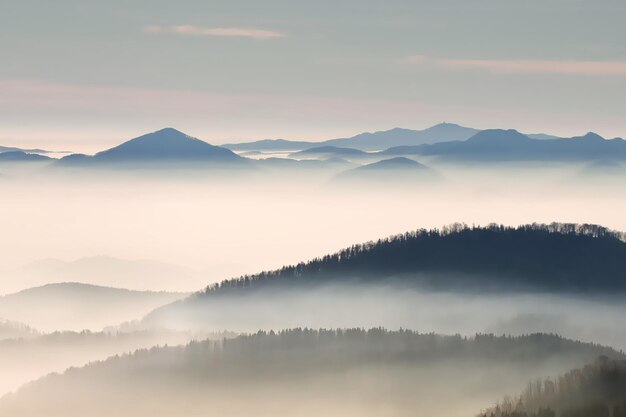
0 151 52 162
381 129 626 162
2 125 624 171
225 122 481 151
223 123 566 152
289 145 370 159
0 145 53 155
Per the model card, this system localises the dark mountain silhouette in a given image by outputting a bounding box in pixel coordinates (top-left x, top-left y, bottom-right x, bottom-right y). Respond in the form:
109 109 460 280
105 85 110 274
480 357 626 417
141 223 626 333
382 130 626 162
289 145 369 159
57 128 248 166
224 123 480 151
188 223 626 296
1 329 621 417
0 152 52 162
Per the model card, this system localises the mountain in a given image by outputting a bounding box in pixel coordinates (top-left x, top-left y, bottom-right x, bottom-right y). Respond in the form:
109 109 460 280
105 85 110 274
0 283 187 332
334 157 439 183
289 145 369 159
0 146 52 155
0 330 621 417
141 223 626 335
382 130 626 162
194 223 626 294
0 152 52 162
323 123 481 149
0 328 216 397
349 156 428 170
224 123 480 152
480 357 626 417
58 128 248 166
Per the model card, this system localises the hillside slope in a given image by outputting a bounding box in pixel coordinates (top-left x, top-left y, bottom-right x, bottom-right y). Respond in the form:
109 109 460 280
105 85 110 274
1 330 621 417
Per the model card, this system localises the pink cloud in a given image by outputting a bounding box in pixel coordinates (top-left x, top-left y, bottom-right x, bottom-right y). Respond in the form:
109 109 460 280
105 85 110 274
406 55 626 76
145 25 286 39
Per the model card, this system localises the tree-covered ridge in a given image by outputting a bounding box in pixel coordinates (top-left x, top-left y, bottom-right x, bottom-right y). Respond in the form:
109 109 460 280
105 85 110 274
480 357 626 417
12 329 624 382
201 223 626 295
4 329 621 417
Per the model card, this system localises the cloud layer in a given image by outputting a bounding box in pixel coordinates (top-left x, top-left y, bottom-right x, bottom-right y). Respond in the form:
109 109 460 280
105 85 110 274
145 25 286 39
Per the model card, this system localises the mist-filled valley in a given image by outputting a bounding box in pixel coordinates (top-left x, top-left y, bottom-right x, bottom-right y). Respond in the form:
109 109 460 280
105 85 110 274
1 126 626 416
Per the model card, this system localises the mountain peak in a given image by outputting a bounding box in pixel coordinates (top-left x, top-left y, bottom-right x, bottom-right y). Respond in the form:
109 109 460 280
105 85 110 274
467 129 530 143
92 128 244 162
580 132 605 141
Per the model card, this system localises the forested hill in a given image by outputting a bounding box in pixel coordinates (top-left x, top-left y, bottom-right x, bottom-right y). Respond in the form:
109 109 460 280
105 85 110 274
480 357 626 417
1 330 622 417
200 223 626 295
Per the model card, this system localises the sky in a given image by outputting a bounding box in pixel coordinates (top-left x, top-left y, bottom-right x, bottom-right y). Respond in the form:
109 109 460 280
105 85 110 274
1 0 625 152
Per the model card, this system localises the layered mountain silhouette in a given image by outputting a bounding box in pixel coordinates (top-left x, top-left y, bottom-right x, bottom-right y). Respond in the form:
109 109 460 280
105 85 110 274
0 283 187 332
225 123 481 151
0 152 52 162
58 128 247 167
0 146 52 155
382 129 626 162
289 145 369 159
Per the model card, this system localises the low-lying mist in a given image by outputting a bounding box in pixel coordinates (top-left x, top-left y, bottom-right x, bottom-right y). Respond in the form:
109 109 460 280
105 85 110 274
146 284 626 351
0 160 624 296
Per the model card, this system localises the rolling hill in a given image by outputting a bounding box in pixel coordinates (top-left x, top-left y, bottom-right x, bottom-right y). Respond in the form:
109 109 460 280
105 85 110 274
480 357 626 417
194 223 626 294
0 283 187 332
333 157 440 183
0 329 621 417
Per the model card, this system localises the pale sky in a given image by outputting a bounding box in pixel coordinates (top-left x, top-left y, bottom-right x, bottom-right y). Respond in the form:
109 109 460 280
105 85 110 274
1 0 625 152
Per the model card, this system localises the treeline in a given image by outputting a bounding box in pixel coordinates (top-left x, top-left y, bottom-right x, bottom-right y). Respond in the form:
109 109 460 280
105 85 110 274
199 223 626 295
480 357 626 417
54 329 622 381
